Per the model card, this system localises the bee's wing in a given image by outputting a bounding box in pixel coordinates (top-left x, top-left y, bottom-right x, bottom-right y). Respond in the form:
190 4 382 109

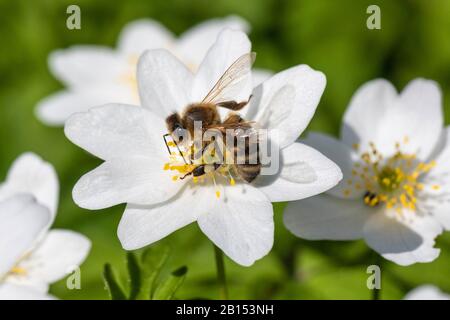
202 52 256 104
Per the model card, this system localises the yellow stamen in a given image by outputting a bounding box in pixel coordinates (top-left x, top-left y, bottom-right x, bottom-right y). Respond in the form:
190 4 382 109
10 266 26 275
348 140 438 213
403 136 409 144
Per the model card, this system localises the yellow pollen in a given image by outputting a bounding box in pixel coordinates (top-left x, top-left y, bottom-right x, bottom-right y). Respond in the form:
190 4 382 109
10 266 26 275
348 140 438 212
216 191 221 198
163 138 239 191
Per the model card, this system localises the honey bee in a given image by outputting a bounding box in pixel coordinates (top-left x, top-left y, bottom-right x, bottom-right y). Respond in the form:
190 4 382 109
163 52 261 183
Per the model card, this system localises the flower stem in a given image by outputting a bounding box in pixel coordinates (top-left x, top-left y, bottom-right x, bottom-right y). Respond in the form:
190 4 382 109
372 285 381 300
213 244 228 300
372 253 382 300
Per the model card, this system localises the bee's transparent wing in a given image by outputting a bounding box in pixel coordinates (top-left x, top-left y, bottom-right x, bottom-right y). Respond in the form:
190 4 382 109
202 52 256 104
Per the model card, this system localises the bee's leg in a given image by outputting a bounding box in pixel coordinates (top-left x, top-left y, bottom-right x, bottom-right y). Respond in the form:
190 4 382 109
180 164 205 180
180 163 221 180
216 95 253 111
223 113 244 124
180 171 193 180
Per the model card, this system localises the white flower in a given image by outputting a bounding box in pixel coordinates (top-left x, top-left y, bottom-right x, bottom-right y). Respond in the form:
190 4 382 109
284 78 450 266
404 285 450 300
0 153 91 300
37 16 271 126
64 29 342 266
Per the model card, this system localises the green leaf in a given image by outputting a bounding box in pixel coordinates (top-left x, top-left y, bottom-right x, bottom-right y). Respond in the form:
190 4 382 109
103 264 127 300
126 252 142 300
140 245 170 299
153 266 188 300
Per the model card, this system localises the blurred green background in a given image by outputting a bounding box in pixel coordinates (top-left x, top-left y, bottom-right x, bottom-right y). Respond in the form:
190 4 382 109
0 0 449 300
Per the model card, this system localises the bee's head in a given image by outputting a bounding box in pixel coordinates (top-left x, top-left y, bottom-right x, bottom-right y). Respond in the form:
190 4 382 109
165 113 188 144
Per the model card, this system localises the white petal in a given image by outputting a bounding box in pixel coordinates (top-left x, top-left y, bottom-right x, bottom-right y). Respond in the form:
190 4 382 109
9 230 90 288
251 68 273 87
118 185 216 250
197 184 273 266
432 203 450 231
64 104 167 161
376 79 444 160
191 29 251 102
0 195 51 278
36 85 137 126
413 127 450 230
363 211 443 266
342 79 444 160
36 91 100 127
0 283 54 300
248 65 326 149
424 126 450 182
73 156 183 210
255 142 342 202
49 46 125 88
302 132 362 199
404 285 450 300
177 16 250 68
0 153 58 219
341 79 398 153
284 194 369 240
117 19 174 55
137 49 194 117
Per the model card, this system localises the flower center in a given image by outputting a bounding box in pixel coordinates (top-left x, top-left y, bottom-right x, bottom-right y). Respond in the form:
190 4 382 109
343 139 440 213
162 140 236 198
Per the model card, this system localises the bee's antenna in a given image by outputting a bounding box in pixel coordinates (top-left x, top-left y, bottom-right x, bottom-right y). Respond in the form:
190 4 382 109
163 133 190 164
162 134 172 155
